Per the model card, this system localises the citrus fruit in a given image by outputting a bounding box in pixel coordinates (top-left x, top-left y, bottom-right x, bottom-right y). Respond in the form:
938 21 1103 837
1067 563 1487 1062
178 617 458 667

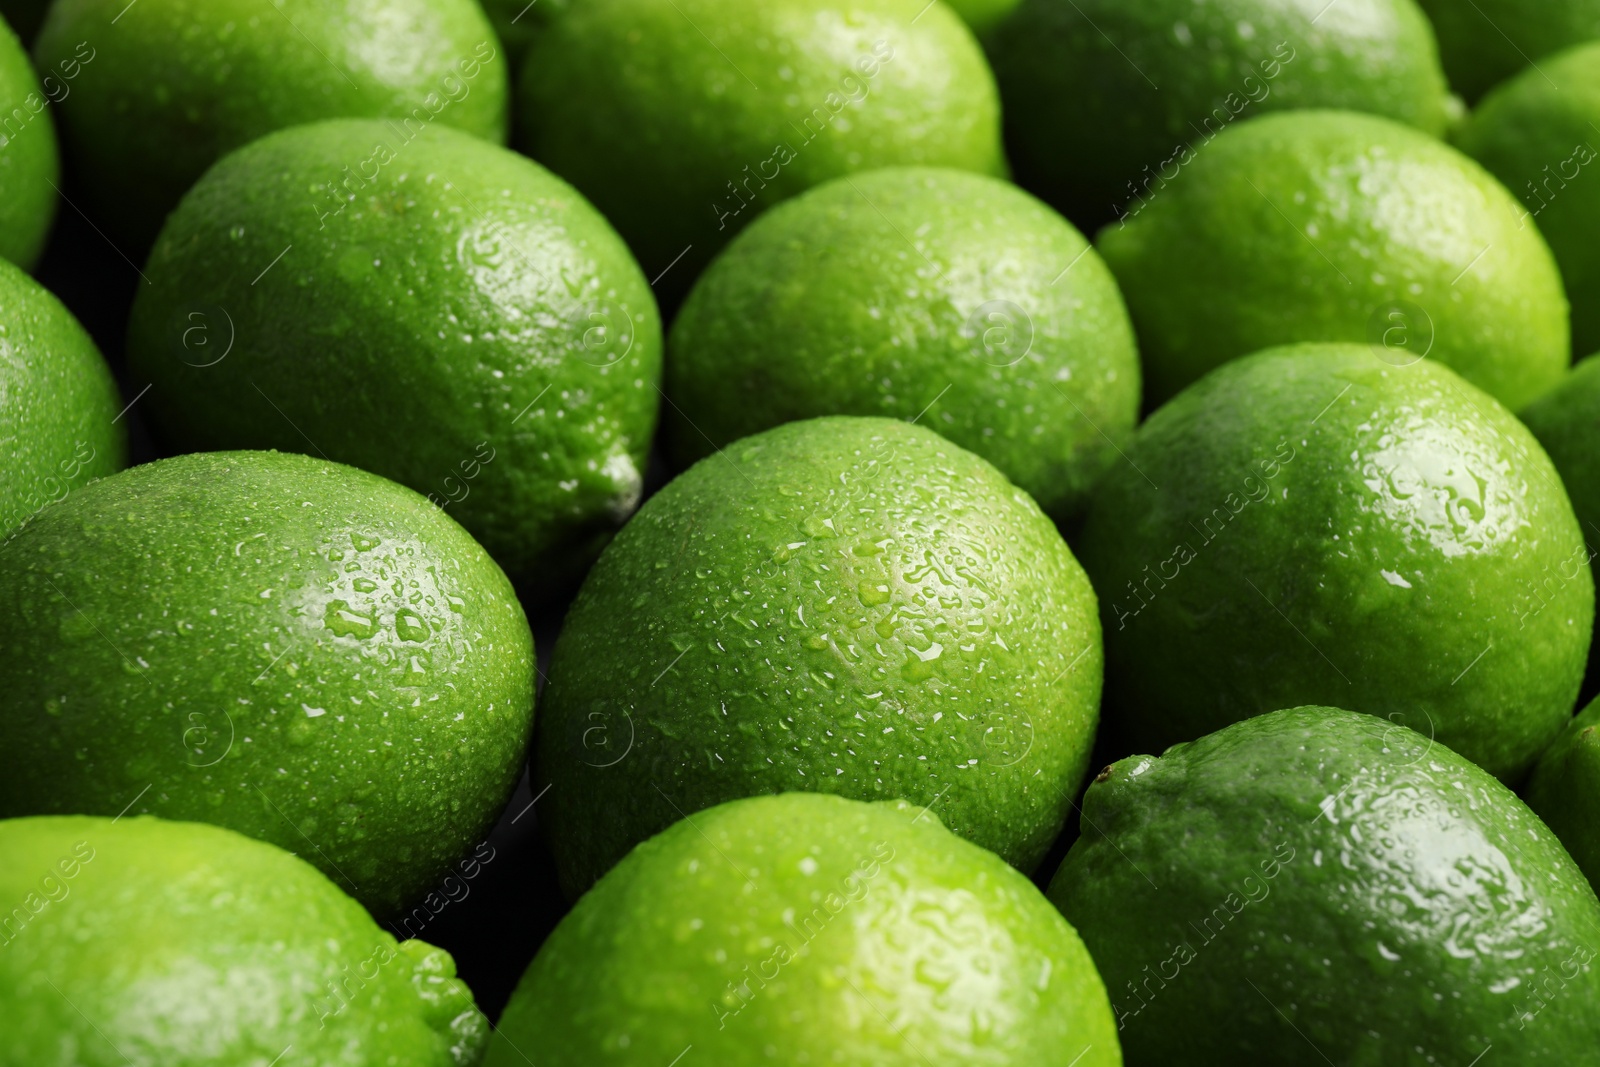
33 0 508 249
667 166 1140 523
487 793 1121 1067
0 12 57 268
479 0 566 63
1455 41 1600 359
1098 109 1569 409
0 257 123 536
126 118 661 587
1415 0 1600 101
1076 343 1590 781
0 450 536 916
944 0 1020 37
1524 695 1600 891
516 0 1006 305
535 415 1103 896
1049 706 1600 1064
990 0 1457 228
0 814 487 1065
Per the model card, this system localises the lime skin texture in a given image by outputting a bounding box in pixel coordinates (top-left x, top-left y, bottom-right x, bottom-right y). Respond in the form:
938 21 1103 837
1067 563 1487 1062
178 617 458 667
33 0 508 250
516 0 1006 306
989 0 1456 230
1076 344 1592 782
1520 353 1600 689
1416 0 1600 103
0 13 57 269
0 257 124 537
126 118 661 589
0 815 488 1066
1525 696 1600 893
1456 42 1600 360
1098 109 1570 411
535 416 1103 897
0 450 536 917
487 793 1122 1067
1048 706 1600 1065
666 166 1141 524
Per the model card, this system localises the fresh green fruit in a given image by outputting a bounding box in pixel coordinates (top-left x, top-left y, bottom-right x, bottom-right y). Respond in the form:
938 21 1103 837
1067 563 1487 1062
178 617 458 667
1456 42 1600 358
517 0 1006 305
1099 109 1569 409
0 450 535 916
0 814 487 1065
488 793 1121 1067
536 416 1103 896
1525 696 1600 892
1077 343 1591 781
0 258 123 536
990 0 1456 228
943 0 1020 37
1049 706 1600 1064
667 166 1140 523
33 0 508 250
1416 0 1600 102
0 0 46 42
127 118 661 587
0 13 56 268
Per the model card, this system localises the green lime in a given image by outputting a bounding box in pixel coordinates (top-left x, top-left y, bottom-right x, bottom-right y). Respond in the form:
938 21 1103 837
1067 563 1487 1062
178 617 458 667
1455 42 1600 359
1099 109 1569 409
0 814 486 1064
1076 343 1590 781
0 13 56 268
1524 696 1600 891
33 0 508 249
990 0 1456 228
0 450 535 915
667 166 1140 523
127 118 661 587
1048 706 1600 1063
488 793 1120 1067
536 416 1103 896
1416 0 1600 101
0 258 123 536
516 0 1006 304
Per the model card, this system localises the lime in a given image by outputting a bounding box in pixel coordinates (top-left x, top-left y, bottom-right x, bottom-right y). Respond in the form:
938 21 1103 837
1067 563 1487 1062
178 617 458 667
1455 42 1600 359
516 0 1005 305
1076 343 1590 781
535 416 1103 896
0 258 123 536
1099 109 1569 409
1524 696 1600 891
1049 706 1600 1063
488 793 1120 1067
990 0 1456 228
479 0 566 63
1416 0 1600 101
943 0 1020 37
127 118 661 587
34 0 508 249
0 13 56 268
667 166 1140 523
0 450 535 916
0 814 486 1064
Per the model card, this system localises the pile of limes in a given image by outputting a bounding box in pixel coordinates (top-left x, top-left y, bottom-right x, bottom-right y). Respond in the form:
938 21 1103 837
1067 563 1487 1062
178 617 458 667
4 0 1600 1063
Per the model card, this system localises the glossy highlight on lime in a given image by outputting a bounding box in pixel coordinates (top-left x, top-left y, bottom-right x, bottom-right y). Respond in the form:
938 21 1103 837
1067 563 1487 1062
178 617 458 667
0 451 536 915
1049 706 1600 1064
